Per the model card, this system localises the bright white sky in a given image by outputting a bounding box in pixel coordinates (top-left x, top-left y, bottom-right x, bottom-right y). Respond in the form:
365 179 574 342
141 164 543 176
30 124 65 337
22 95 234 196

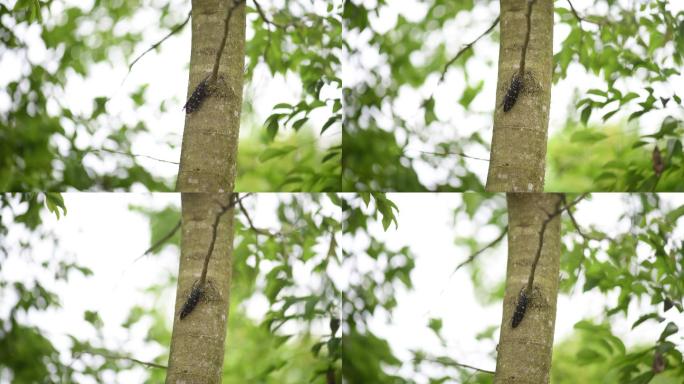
0 193 336 383
347 193 684 382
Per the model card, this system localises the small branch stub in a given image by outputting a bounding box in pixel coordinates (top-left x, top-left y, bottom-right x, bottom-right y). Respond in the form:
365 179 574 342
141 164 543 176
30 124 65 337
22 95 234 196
511 287 529 328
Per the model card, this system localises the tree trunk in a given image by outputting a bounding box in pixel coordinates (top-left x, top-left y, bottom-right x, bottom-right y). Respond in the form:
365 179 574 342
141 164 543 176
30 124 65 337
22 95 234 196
494 193 561 384
176 0 246 193
486 0 553 192
166 193 235 383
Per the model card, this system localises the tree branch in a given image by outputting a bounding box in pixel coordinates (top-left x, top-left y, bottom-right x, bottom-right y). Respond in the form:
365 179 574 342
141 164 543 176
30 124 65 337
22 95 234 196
128 11 192 73
252 0 290 29
78 351 167 370
565 0 604 25
454 225 508 272
237 197 272 237
561 194 595 242
418 356 495 375
417 150 490 162
90 148 179 165
439 16 499 82
140 220 181 258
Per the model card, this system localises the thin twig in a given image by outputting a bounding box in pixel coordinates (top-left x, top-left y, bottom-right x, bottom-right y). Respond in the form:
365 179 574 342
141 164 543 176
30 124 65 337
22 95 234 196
91 148 179 165
211 0 246 82
128 11 192 73
237 198 272 236
78 351 167 370
565 0 604 25
139 220 182 258
252 0 290 29
419 356 495 375
439 16 499 82
454 226 508 272
561 195 593 242
418 150 490 162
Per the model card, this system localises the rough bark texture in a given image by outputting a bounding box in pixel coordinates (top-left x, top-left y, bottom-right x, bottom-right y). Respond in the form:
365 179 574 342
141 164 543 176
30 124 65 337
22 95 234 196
486 0 553 192
494 193 561 384
177 0 246 192
166 193 234 383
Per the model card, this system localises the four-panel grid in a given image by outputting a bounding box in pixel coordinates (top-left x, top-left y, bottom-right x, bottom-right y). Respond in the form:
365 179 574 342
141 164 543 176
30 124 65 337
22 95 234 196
2 1 683 383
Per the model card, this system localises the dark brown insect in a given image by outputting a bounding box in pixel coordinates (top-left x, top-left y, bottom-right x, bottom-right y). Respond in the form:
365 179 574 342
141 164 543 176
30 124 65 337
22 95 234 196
511 288 528 328
179 285 204 319
503 72 523 112
183 76 210 114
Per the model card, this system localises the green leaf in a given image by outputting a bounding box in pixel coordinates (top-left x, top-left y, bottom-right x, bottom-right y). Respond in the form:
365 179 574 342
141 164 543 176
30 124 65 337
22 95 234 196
321 115 340 134
580 105 592 126
43 193 67 219
658 322 678 341
428 318 443 334
459 80 484 109
292 117 308 131
273 103 292 110
332 99 342 113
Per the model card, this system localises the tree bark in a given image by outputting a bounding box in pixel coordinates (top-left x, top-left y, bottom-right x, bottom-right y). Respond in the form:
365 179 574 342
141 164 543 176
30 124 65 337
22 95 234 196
177 0 246 193
486 0 553 192
166 193 235 383
494 193 561 384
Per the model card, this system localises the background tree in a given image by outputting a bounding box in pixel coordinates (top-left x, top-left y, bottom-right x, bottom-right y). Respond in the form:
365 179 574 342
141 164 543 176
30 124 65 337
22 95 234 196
0 0 341 192
0 193 341 383
342 193 684 382
342 0 684 192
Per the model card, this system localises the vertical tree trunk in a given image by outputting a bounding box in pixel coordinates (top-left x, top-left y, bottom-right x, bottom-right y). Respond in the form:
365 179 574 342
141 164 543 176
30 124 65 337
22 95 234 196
494 193 561 384
166 193 235 383
486 0 553 192
177 0 246 193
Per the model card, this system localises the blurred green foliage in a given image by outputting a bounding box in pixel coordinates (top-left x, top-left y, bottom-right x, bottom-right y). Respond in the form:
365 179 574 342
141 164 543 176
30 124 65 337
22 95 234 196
546 121 684 192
